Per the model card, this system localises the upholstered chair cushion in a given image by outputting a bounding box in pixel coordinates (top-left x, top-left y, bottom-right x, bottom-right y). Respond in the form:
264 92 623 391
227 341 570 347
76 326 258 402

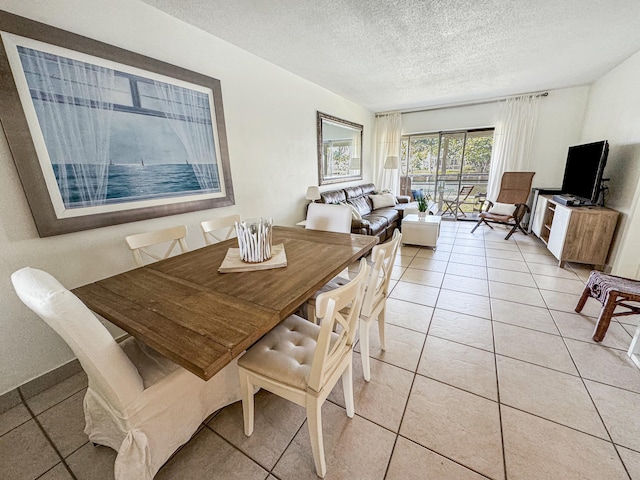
119 337 181 389
237 315 337 390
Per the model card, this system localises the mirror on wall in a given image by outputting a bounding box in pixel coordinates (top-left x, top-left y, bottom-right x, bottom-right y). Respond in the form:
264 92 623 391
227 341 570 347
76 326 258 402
317 112 363 185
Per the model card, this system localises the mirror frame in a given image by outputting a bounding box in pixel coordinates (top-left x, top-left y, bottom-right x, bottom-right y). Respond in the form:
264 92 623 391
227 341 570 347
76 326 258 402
317 111 363 186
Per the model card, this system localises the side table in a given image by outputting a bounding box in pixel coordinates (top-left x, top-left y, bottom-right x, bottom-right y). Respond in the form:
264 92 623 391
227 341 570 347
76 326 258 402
401 214 441 248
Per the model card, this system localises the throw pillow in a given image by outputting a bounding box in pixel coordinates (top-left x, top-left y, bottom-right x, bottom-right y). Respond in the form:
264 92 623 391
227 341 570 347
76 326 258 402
340 202 361 220
488 202 516 216
369 193 396 209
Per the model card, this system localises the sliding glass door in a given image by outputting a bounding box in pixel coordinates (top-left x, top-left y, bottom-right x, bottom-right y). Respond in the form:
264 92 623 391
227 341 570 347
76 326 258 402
401 128 493 220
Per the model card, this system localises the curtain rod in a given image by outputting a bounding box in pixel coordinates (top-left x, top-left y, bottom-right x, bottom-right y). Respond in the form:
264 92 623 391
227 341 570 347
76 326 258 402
375 91 549 117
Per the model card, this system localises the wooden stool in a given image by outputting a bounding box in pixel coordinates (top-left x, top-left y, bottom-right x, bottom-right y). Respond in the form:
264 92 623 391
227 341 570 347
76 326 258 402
575 271 640 342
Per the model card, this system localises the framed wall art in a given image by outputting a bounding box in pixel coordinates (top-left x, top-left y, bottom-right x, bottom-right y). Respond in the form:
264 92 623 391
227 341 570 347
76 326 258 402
0 11 234 236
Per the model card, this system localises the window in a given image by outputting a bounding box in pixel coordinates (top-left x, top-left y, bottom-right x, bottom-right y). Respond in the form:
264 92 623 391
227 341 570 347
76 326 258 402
401 129 494 219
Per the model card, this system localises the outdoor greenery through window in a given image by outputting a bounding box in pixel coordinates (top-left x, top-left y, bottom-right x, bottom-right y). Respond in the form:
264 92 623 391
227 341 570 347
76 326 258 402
323 140 353 177
401 128 494 219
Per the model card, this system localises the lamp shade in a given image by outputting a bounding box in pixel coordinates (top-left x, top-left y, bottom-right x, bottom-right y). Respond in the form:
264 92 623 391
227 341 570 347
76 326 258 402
384 156 399 169
305 186 321 201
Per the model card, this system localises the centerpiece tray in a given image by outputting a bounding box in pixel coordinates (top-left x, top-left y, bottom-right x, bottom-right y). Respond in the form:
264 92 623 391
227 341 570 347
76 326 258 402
218 244 287 273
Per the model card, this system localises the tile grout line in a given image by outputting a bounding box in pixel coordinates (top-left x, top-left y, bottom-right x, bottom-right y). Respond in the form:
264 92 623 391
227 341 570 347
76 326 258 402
383 278 439 480
483 247 510 480
549 313 633 480
387 237 499 480
422 228 636 477
17 389 79 480
520 236 633 477
384 270 436 478
203 423 280 476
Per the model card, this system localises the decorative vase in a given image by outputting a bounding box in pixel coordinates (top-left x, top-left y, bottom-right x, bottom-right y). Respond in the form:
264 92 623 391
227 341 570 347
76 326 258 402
235 218 273 263
418 211 427 219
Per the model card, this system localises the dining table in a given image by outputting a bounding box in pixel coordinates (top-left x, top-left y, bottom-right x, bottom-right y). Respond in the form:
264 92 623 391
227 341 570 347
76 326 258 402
72 226 377 381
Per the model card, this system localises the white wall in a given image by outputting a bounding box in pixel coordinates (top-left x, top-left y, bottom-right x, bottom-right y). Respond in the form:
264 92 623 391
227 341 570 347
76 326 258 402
401 86 590 190
580 50 640 278
0 0 374 394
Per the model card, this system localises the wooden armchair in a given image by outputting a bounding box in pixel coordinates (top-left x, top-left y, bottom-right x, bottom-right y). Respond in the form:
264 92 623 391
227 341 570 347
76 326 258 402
471 172 535 239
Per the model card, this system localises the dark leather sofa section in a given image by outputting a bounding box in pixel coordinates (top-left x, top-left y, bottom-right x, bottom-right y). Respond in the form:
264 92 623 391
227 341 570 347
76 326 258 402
318 183 408 242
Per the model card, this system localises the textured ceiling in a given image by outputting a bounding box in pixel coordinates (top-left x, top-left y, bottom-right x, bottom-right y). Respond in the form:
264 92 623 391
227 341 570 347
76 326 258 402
141 0 640 112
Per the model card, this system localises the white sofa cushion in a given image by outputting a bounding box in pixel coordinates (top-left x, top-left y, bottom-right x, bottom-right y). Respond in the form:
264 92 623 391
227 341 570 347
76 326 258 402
488 202 516 216
369 193 396 209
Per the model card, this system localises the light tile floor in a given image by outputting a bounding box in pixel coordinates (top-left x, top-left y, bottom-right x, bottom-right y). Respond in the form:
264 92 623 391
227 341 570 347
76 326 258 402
3 221 640 479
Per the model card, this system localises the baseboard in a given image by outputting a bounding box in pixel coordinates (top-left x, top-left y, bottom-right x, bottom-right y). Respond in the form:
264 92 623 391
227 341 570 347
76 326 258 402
0 359 82 414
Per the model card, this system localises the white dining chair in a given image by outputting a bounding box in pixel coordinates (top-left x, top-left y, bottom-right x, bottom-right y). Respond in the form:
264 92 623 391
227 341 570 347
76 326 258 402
237 258 369 478
11 267 242 480
201 214 241 245
305 203 352 233
306 229 402 381
125 225 188 267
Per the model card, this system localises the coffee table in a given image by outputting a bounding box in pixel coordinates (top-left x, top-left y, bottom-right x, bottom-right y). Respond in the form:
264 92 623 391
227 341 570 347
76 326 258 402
401 214 441 248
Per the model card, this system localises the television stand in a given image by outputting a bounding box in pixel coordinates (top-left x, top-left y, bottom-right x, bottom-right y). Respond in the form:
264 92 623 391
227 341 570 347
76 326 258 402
531 195 618 268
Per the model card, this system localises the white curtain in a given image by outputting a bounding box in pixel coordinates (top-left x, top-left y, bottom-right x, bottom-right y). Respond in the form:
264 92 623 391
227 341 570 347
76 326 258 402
20 47 114 207
152 81 220 191
487 95 540 201
374 113 402 194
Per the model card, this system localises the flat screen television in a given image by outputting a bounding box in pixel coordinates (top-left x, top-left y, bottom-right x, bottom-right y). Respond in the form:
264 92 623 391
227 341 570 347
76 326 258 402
561 140 609 205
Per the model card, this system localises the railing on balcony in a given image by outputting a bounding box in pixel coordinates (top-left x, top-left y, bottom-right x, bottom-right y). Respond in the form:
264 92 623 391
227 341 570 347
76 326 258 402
407 173 489 220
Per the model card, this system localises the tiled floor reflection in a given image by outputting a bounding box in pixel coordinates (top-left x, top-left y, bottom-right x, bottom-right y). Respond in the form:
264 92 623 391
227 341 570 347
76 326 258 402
2 221 640 479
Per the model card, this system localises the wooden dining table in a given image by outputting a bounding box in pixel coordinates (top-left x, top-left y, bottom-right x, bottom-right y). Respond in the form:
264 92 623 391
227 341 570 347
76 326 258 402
72 226 377 380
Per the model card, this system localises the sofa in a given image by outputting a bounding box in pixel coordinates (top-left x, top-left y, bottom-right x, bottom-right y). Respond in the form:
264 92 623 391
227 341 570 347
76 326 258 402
317 183 410 242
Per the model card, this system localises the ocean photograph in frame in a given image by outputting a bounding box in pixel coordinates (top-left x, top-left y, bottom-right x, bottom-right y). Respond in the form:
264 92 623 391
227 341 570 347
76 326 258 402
0 11 234 236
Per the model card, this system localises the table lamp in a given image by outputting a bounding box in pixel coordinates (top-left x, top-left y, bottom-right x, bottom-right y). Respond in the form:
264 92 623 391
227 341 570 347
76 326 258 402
306 186 321 202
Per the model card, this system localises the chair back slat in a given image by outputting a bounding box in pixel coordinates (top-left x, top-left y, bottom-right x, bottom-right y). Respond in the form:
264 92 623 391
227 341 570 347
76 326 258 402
361 229 402 318
308 258 368 392
459 185 474 200
201 214 241 245
125 225 188 267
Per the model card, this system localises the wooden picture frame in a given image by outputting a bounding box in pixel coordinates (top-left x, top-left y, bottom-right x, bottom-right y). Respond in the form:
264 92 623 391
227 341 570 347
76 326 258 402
0 11 234 236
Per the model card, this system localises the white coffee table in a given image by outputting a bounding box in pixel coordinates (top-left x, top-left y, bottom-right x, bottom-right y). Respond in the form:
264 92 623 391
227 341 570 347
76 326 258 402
401 214 441 248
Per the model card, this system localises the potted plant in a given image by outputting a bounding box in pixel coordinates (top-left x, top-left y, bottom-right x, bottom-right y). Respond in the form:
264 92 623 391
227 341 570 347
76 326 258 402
417 195 428 219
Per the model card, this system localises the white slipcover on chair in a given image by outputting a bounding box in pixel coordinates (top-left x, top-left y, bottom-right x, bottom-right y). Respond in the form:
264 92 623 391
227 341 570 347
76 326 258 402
11 267 242 480
306 229 402 381
125 225 188 267
237 258 369 478
305 203 352 233
201 214 241 245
